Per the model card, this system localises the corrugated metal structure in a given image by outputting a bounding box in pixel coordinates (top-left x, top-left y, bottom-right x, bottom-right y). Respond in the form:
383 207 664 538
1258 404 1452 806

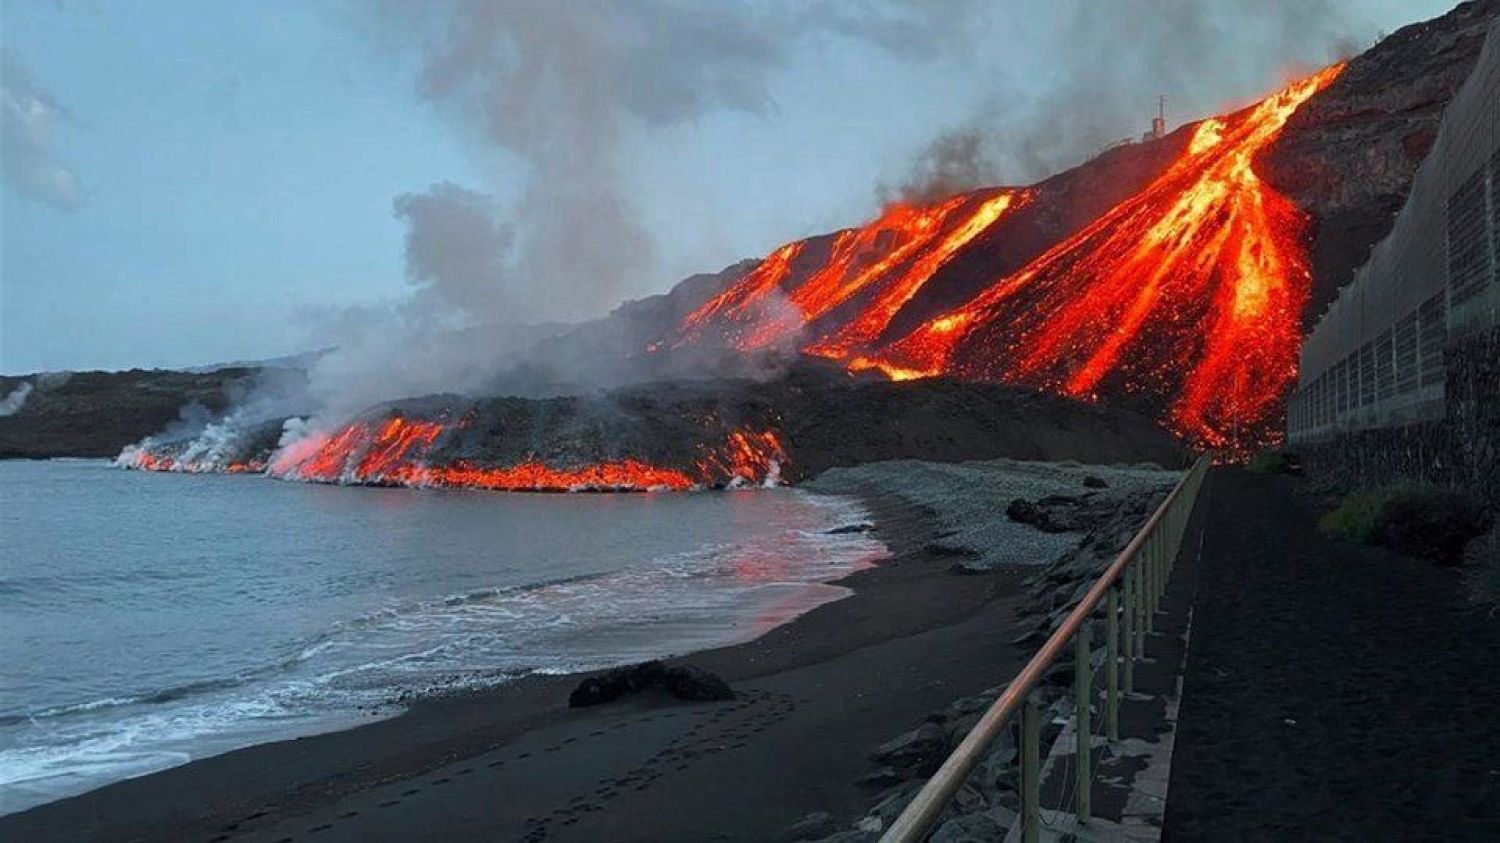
1288 18 1499 444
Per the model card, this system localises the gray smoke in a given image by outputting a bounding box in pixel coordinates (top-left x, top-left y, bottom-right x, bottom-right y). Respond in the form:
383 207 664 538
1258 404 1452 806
880 125 1003 204
392 182 515 319
950 0 1373 185
1 47 85 211
355 0 982 326
263 0 983 425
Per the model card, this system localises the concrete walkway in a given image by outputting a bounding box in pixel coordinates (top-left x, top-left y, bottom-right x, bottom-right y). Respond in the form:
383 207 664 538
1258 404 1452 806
1164 470 1500 841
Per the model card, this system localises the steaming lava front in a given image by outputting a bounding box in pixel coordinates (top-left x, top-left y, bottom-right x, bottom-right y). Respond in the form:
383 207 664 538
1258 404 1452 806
665 65 1345 454
123 414 788 492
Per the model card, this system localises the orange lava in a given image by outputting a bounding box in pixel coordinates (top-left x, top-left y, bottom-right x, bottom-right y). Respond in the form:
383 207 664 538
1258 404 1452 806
265 416 787 491
877 66 1342 451
123 449 265 474
671 65 1343 454
677 190 1026 352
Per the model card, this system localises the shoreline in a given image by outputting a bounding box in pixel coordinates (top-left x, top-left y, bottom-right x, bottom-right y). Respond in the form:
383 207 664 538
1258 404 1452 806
2 478 1037 842
0 469 883 817
2 458 1176 841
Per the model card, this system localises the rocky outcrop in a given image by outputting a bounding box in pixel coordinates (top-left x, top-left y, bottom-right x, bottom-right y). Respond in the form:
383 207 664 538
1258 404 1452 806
1263 0 1499 322
568 661 735 708
0 367 281 459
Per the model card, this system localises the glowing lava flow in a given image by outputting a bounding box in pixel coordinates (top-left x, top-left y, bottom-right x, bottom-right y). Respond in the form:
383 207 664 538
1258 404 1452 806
116 446 265 475
265 416 787 491
675 190 1026 352
856 65 1345 451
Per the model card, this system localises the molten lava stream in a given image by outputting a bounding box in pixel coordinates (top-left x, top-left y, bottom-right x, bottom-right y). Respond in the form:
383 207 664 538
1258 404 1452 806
862 64 1344 452
672 191 1024 353
267 417 789 492
806 190 1028 359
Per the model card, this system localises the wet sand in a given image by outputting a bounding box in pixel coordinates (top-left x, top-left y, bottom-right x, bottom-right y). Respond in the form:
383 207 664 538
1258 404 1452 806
1 489 1032 843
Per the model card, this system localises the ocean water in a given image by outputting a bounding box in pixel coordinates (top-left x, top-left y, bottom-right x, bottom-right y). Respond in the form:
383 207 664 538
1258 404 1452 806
0 459 886 815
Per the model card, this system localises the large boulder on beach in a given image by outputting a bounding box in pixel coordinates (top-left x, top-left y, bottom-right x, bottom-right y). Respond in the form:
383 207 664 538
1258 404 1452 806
568 660 735 707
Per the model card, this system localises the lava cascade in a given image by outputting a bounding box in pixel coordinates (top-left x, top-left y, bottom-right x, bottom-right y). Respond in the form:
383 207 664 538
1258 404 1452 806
866 66 1344 452
675 190 1027 352
670 66 1343 454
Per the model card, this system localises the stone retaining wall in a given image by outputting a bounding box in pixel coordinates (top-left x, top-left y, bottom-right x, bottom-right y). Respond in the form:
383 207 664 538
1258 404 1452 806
1301 326 1499 508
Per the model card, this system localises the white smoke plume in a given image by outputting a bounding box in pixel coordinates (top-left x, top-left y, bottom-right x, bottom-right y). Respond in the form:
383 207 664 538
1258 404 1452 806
264 0 984 433
1 47 85 211
0 382 33 416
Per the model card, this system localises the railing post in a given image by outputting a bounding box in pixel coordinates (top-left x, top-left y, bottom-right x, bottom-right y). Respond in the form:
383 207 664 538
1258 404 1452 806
1075 621 1091 824
1144 534 1157 634
1106 587 1119 741
1021 695 1040 843
1122 565 1135 693
1133 557 1147 658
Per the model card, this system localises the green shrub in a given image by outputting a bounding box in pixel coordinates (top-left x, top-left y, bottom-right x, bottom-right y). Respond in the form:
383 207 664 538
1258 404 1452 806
1246 450 1301 474
1320 485 1492 565
1319 489 1393 544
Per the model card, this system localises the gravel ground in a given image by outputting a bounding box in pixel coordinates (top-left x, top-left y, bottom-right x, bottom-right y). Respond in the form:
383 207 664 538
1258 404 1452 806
807 458 1180 570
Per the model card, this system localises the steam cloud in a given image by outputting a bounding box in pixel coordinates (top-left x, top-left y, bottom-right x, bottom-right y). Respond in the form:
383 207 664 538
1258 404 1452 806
274 0 983 425
937 0 1371 186
1 48 85 211
358 0 979 326
392 182 515 320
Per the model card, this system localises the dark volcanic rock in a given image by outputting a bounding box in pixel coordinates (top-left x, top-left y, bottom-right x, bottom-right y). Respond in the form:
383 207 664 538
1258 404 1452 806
568 661 734 708
0 367 291 459
1262 0 1498 324
1005 496 1084 533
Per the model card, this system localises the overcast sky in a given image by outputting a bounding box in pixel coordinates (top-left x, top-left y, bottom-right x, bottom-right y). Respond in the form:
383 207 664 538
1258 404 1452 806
1 0 1457 374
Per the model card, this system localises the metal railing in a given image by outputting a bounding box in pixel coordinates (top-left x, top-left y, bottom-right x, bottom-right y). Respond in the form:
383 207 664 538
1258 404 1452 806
881 454 1212 842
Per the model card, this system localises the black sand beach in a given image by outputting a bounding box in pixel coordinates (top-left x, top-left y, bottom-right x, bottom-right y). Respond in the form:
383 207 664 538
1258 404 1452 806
1 489 1033 843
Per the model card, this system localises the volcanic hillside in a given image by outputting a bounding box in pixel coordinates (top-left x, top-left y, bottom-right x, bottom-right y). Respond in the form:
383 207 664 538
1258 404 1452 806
592 0 1496 455
16 2 1495 487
